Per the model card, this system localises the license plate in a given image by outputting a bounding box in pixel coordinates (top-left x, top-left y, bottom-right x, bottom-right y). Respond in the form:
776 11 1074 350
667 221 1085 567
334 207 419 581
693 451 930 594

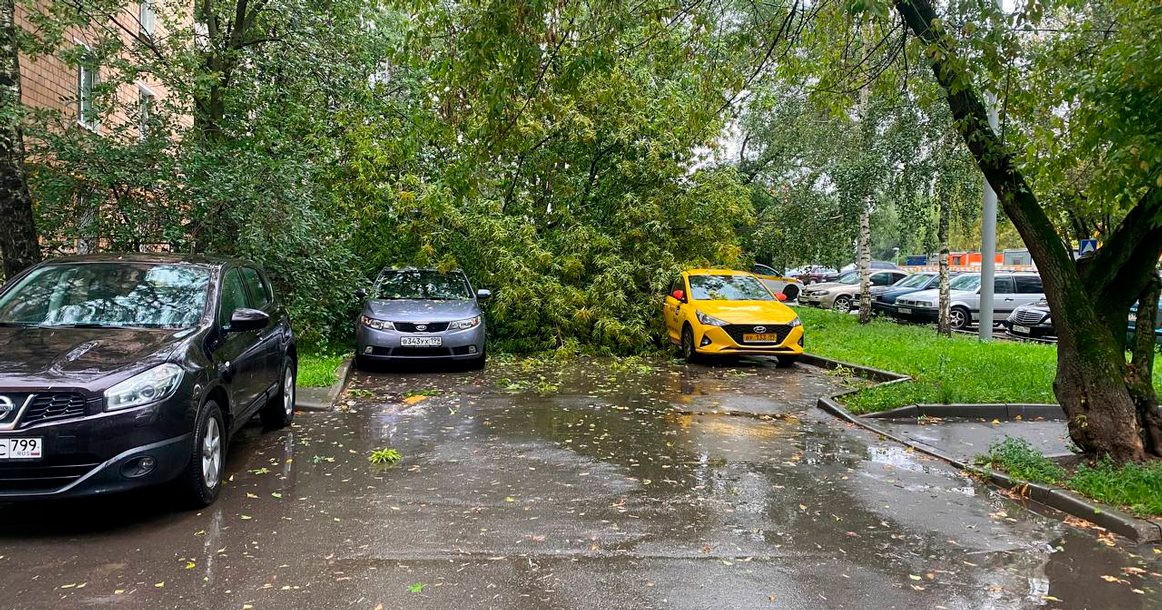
1013 325 1031 334
743 333 781 343
0 438 42 460
400 336 442 347
898 307 911 315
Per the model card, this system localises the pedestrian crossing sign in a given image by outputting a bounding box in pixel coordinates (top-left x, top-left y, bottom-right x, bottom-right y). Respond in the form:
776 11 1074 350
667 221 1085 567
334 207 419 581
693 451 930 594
1079 238 1098 255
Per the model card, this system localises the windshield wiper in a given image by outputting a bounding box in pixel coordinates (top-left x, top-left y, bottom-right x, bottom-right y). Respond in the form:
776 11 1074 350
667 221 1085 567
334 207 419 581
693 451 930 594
37 323 145 329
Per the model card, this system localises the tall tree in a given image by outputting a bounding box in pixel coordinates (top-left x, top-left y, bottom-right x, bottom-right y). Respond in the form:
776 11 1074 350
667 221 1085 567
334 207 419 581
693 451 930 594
0 0 39 278
893 0 1162 461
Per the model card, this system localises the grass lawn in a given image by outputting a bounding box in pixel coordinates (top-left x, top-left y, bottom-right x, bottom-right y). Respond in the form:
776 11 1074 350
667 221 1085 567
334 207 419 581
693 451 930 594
977 438 1162 517
795 307 1161 414
797 307 1059 413
297 351 348 387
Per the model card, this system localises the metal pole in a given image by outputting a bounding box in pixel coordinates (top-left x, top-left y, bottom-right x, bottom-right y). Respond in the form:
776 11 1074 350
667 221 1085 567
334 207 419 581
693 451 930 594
978 92 1000 340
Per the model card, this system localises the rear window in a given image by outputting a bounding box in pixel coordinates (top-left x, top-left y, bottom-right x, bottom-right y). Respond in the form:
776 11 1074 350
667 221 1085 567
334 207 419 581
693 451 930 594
241 267 272 308
1015 275 1043 294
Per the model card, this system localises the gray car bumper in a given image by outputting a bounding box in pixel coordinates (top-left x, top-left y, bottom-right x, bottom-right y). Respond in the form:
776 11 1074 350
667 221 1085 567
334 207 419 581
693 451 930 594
356 323 486 360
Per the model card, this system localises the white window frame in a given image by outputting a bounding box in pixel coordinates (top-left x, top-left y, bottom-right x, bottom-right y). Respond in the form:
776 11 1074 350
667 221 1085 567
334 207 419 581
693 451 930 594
139 0 157 37
137 83 156 137
75 39 99 132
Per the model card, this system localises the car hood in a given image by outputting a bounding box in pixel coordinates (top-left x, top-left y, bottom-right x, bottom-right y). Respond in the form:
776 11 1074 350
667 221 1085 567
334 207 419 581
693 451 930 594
0 326 183 388
1014 303 1051 314
694 301 799 325
364 299 480 322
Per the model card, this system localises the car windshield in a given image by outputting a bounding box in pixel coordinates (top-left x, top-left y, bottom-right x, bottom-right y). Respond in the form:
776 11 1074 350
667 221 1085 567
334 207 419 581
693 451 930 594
951 274 981 291
376 269 471 300
0 263 211 329
896 274 932 289
688 274 774 301
836 271 860 284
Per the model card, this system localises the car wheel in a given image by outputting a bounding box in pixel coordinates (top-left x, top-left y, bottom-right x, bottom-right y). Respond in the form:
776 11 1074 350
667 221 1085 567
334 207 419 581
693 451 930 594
681 325 700 363
782 284 800 301
261 360 296 428
950 306 971 330
832 295 852 312
776 355 798 368
178 400 225 508
355 353 371 370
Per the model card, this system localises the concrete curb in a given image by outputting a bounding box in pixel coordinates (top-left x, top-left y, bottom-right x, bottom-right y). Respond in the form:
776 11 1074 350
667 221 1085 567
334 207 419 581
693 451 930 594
326 356 355 406
863 403 1065 420
810 354 1162 543
295 356 354 413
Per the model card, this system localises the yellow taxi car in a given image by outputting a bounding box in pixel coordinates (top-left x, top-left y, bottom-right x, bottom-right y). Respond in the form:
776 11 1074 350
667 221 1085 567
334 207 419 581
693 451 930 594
662 269 805 366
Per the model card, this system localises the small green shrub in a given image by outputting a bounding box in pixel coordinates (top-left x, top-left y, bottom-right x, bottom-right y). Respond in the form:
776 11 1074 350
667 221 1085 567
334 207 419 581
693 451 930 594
369 448 403 465
1069 457 1162 517
975 437 1066 485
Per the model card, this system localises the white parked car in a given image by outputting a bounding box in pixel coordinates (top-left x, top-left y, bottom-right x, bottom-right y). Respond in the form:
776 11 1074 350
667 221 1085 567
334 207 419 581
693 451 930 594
891 273 1044 330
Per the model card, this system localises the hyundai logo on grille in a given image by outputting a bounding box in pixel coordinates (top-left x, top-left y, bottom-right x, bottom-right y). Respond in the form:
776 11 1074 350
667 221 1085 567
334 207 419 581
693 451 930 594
0 395 13 419
753 326 767 333
415 324 428 331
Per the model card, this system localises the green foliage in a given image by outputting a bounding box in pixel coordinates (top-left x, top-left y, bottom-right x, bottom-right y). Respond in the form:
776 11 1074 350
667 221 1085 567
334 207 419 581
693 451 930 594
978 438 1162 516
297 352 347 388
975 437 1067 485
369 448 403 465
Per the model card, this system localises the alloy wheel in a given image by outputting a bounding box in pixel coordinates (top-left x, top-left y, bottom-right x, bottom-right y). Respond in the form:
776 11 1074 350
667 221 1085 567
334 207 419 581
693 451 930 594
202 417 222 489
283 366 295 417
951 309 968 329
682 328 694 360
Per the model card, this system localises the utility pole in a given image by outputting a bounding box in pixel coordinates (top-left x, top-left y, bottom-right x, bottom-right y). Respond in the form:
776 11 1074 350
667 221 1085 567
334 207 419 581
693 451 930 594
978 94 1000 340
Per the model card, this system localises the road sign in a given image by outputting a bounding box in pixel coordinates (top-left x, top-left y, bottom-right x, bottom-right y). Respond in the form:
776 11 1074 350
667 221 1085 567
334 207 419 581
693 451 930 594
1079 239 1098 256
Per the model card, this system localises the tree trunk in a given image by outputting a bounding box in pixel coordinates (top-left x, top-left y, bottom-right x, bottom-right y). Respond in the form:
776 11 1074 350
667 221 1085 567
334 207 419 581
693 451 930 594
857 202 871 322
937 197 950 336
895 0 1159 462
76 195 98 254
0 0 40 279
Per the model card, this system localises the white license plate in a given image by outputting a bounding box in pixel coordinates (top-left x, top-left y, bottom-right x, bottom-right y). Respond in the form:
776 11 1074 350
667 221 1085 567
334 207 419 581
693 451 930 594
0 438 43 460
400 336 442 347
1013 325 1031 334
898 307 911 315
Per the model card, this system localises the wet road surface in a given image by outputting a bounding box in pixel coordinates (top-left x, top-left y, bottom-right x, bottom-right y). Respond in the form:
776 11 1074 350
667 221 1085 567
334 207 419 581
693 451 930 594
0 357 1158 609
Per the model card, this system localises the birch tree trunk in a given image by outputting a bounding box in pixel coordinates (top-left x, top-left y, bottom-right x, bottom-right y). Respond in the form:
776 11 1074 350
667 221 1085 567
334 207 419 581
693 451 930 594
937 196 951 335
0 0 40 279
855 25 873 324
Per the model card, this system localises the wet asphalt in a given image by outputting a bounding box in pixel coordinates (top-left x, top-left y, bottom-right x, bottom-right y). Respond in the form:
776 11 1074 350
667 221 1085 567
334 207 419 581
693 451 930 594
0 356 1158 609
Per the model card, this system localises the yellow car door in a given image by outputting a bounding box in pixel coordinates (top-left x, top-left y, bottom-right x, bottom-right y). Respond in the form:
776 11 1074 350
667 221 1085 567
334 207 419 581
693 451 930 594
662 274 688 342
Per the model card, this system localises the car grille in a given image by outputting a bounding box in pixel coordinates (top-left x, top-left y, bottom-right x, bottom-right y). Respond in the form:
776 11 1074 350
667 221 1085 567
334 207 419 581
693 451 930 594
722 324 793 345
394 322 450 333
1013 310 1047 325
20 393 88 427
0 454 101 493
392 347 452 357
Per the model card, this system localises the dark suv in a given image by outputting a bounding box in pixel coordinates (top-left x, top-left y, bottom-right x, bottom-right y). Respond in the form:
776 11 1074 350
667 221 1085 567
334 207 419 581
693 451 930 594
0 254 296 506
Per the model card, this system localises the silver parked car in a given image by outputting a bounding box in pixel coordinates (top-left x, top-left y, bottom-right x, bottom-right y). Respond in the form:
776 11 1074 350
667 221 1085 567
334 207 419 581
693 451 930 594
892 273 1044 330
355 267 489 368
800 269 910 311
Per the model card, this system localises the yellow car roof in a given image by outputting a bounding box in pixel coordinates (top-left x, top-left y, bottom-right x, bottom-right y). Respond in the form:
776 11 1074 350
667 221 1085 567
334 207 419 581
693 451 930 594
684 268 752 276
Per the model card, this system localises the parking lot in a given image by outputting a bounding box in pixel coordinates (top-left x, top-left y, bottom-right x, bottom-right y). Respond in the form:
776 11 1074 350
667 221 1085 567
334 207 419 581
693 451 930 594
0 357 1155 609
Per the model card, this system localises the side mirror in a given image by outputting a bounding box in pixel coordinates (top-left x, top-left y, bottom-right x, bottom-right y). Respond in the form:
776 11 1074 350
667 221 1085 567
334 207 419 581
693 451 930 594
671 289 685 301
355 288 367 299
476 289 491 301
775 292 788 302
228 308 269 332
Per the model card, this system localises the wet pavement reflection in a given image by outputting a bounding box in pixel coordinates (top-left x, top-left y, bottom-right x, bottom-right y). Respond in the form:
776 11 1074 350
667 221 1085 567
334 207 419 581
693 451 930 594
0 356 1157 609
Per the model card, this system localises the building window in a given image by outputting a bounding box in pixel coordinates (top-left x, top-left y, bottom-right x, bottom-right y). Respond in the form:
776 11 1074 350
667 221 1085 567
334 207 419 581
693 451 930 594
139 1 156 37
138 85 156 136
77 42 99 131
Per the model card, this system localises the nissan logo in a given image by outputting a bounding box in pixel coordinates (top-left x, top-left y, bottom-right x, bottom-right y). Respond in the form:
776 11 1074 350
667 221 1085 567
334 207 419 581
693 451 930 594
753 326 767 333
415 324 428 331
0 396 13 419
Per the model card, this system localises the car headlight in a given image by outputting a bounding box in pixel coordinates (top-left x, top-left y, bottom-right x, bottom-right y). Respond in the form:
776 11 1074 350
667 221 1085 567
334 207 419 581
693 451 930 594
448 315 481 330
361 315 395 331
104 363 183 411
917 301 933 307
696 310 728 326
789 316 802 327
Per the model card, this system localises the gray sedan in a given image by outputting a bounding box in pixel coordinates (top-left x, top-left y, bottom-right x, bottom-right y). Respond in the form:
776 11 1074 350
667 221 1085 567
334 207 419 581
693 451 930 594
356 267 489 368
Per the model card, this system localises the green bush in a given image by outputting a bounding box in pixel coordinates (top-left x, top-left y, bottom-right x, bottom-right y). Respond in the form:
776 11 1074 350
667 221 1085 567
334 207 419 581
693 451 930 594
975 438 1066 485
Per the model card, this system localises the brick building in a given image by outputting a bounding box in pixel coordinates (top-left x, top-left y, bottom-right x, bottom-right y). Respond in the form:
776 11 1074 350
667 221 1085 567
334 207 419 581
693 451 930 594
16 0 177 135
